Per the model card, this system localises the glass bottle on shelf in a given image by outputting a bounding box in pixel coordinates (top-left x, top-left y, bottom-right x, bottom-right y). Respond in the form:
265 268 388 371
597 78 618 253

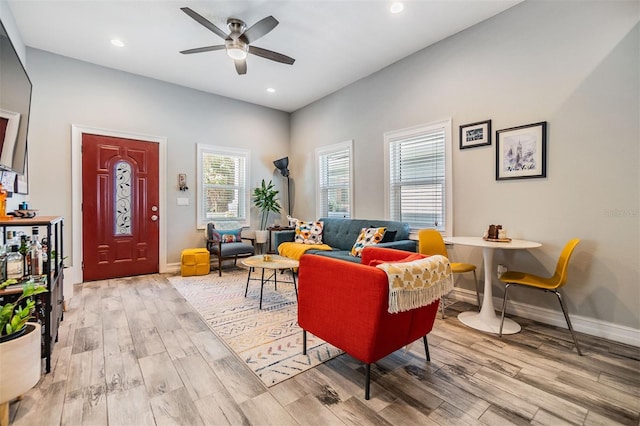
0 183 8 219
41 237 49 273
6 245 23 279
0 243 6 282
30 226 43 277
19 234 31 277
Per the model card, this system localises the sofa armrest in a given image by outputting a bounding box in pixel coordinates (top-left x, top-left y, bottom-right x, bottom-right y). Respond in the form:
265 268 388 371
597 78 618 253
273 230 295 249
376 240 417 253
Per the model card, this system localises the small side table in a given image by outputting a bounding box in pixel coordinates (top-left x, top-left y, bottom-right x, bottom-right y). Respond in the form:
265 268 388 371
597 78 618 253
241 255 299 309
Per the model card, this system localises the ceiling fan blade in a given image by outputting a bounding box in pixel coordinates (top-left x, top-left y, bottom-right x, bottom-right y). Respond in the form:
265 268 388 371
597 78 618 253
235 60 247 75
180 45 225 55
180 7 228 40
240 16 278 44
248 46 295 65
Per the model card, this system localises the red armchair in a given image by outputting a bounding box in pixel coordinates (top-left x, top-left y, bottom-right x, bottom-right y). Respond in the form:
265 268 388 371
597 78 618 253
297 246 441 400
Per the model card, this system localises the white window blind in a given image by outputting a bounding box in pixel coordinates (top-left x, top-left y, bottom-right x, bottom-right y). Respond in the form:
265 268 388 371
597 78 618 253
385 120 452 234
317 140 353 218
197 144 250 228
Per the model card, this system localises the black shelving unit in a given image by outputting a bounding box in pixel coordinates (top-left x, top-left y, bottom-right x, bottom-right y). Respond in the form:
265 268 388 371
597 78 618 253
0 216 64 373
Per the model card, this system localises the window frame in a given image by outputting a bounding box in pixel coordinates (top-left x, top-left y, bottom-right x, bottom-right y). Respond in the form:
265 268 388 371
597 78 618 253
315 140 354 219
196 144 251 229
383 119 453 236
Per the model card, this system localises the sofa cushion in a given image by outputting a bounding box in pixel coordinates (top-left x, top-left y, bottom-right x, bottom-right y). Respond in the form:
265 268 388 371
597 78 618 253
295 220 324 244
380 229 397 243
209 241 255 256
350 227 387 257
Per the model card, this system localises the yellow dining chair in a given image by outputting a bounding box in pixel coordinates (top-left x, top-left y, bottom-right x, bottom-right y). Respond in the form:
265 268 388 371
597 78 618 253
498 238 582 355
418 229 481 318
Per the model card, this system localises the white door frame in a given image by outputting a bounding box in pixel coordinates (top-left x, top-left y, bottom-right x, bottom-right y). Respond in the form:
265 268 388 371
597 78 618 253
70 124 167 285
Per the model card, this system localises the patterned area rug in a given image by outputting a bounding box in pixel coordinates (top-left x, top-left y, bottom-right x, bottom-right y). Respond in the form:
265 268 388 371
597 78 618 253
167 266 343 387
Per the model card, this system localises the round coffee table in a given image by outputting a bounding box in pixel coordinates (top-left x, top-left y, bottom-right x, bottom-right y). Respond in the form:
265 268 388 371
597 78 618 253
241 255 300 309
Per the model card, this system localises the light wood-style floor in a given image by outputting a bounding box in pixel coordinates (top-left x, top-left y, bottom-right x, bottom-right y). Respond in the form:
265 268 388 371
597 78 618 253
7 272 640 425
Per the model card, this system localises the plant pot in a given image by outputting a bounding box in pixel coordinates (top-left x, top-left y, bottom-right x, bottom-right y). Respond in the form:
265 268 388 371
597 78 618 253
255 230 269 244
0 322 41 408
0 326 26 344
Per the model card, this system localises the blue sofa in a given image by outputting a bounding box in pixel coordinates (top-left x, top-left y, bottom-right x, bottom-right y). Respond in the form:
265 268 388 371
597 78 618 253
273 217 416 263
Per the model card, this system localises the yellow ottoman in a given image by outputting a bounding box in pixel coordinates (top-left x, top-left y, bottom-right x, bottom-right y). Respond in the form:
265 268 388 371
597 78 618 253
181 248 211 276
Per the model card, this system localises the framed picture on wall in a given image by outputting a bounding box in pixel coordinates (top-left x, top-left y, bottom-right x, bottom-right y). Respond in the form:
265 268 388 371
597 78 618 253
459 119 491 149
496 121 547 180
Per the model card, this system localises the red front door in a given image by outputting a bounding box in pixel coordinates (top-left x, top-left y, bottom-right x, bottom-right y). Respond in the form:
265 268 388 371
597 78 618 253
81 133 160 281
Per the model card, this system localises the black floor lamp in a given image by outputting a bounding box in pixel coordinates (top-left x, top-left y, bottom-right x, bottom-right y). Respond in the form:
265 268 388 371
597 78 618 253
273 157 291 216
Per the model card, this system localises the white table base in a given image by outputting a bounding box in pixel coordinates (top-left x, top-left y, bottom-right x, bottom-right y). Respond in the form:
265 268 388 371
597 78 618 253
458 311 521 334
456 245 521 335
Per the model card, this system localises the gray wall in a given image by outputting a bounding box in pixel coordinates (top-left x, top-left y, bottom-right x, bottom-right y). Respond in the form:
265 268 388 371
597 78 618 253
25 48 290 268
289 1 640 332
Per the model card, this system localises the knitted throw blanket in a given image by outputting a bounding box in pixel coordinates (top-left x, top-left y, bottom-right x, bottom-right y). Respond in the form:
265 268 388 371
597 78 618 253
278 241 333 261
376 255 454 314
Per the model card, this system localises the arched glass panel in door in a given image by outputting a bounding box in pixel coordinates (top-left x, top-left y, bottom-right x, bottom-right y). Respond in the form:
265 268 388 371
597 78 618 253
114 161 132 235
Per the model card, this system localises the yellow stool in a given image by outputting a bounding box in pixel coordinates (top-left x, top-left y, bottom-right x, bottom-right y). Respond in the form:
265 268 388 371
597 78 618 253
181 248 210 276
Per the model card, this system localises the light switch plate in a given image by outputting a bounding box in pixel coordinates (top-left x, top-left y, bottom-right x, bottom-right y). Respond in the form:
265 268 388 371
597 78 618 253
177 197 189 206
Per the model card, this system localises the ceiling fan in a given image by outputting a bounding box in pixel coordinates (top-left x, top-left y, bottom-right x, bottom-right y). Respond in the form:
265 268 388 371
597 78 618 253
179 7 295 75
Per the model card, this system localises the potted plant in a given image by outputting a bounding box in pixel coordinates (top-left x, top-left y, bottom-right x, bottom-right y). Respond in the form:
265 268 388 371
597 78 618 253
0 279 47 342
252 179 281 244
0 279 47 413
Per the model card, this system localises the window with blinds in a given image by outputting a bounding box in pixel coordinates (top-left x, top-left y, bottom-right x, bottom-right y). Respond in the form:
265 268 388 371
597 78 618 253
197 144 250 228
384 120 452 234
316 140 353 219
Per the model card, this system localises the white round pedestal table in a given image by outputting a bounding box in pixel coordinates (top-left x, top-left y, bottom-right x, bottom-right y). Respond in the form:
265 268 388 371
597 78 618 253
444 236 541 334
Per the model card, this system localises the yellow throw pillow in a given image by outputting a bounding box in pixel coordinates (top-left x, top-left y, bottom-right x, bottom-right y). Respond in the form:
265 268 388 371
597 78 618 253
350 227 387 257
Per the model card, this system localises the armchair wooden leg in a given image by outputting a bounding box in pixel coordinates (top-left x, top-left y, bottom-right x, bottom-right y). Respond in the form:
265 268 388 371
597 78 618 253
302 330 307 355
218 256 222 277
365 364 371 400
423 335 430 362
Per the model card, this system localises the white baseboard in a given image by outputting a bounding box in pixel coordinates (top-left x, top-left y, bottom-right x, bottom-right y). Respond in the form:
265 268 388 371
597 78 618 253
166 262 181 274
450 288 640 347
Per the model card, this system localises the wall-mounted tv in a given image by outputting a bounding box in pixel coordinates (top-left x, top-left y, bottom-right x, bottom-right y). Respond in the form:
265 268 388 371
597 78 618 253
0 18 31 176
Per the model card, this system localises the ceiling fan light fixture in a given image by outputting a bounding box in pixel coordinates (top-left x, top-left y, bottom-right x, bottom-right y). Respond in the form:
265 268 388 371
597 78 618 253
390 2 404 14
225 39 249 60
227 47 247 60
110 39 125 47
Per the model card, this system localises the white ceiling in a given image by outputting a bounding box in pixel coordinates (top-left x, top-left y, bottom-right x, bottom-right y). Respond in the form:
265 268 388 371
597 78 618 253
8 0 521 112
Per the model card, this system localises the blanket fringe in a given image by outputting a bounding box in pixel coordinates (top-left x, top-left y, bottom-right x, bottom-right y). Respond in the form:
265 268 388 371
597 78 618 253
388 275 453 314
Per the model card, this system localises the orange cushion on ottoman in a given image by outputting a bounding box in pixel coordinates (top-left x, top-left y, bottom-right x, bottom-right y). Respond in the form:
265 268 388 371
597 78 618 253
181 248 210 276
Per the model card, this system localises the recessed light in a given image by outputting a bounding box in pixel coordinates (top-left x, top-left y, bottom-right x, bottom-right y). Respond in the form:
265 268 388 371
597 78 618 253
390 2 404 14
266 88 276 93
110 39 125 48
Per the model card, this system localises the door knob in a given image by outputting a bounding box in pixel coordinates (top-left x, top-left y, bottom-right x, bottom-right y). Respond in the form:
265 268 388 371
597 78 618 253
151 215 158 221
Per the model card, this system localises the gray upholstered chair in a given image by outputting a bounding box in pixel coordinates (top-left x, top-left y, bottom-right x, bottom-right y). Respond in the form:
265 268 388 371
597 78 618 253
206 222 255 276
